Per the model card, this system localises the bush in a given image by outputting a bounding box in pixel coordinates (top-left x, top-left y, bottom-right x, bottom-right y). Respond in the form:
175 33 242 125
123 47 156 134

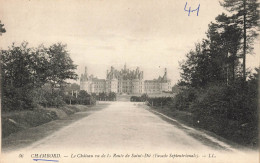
171 77 258 148
63 90 96 105
130 96 142 102
172 87 198 112
64 95 78 105
97 92 116 101
41 89 65 108
147 97 173 107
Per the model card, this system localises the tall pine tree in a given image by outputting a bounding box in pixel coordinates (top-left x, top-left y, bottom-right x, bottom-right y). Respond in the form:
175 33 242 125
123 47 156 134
220 0 260 81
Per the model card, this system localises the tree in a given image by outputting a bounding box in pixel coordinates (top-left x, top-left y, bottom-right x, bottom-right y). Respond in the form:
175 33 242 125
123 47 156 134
179 13 244 88
1 42 49 110
108 92 116 101
78 90 90 105
98 92 107 101
179 42 213 87
220 0 260 81
216 14 242 82
1 43 50 89
1 42 79 110
46 43 78 92
141 93 148 101
0 20 6 35
64 83 80 94
208 14 242 83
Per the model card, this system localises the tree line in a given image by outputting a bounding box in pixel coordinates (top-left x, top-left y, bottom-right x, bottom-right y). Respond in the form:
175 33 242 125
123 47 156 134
94 92 117 101
64 90 96 105
1 41 83 111
0 40 119 110
64 89 117 104
146 0 259 148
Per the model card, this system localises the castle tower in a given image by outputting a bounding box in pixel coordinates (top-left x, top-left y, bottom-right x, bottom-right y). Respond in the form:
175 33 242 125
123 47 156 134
163 68 167 80
136 67 140 74
80 66 89 92
161 68 171 92
85 66 88 76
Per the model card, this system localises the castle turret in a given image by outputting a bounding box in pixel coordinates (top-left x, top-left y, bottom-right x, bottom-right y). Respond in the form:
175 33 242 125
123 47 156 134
111 66 114 71
163 68 167 81
80 66 89 91
85 66 88 76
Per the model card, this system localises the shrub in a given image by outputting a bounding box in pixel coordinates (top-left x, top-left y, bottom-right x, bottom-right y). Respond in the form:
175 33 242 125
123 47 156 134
172 87 198 112
147 97 173 107
175 79 258 148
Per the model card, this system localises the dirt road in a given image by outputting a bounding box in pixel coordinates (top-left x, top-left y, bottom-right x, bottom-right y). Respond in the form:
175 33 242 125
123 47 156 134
1 102 258 163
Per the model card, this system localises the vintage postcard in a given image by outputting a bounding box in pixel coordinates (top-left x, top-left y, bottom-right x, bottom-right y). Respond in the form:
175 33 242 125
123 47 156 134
0 0 259 163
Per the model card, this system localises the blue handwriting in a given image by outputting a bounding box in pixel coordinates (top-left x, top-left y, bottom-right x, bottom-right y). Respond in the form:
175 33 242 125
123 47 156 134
33 159 59 162
184 2 200 16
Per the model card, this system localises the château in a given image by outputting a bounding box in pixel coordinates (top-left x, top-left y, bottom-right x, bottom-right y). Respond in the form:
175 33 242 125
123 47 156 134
80 64 171 94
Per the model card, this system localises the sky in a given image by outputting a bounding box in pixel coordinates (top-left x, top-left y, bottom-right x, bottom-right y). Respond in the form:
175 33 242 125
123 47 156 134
0 0 259 85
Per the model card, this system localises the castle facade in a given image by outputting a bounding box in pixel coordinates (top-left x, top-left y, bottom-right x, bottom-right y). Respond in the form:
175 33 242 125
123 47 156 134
80 64 171 94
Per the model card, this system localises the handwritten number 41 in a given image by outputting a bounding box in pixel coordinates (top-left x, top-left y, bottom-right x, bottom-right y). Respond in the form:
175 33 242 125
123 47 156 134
184 2 200 16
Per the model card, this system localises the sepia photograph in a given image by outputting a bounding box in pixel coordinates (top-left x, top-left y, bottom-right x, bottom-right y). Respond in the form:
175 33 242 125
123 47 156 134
0 0 259 162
